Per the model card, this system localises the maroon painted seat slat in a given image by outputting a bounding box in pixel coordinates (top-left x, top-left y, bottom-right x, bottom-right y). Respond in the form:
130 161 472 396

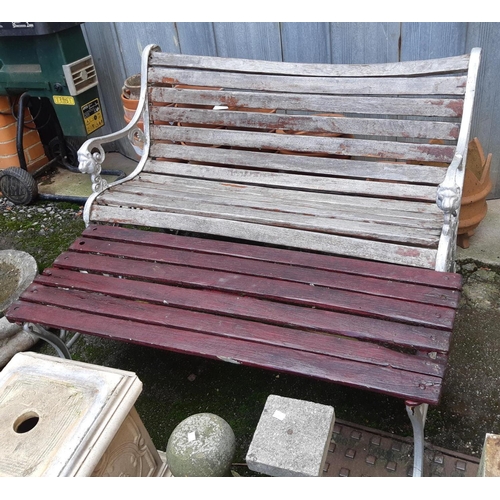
6 224 461 405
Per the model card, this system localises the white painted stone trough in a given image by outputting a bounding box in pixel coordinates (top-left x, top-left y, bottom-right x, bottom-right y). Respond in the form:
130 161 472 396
0 352 170 476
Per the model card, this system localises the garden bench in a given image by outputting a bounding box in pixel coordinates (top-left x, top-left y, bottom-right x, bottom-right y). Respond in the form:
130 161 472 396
5 45 481 476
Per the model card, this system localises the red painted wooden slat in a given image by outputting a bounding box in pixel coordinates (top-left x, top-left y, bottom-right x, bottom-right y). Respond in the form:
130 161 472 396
21 283 446 377
69 236 460 308
34 268 451 352
53 251 457 329
81 224 462 289
5 301 443 404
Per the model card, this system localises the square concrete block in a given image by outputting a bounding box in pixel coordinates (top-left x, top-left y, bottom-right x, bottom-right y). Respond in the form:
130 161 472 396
246 394 335 477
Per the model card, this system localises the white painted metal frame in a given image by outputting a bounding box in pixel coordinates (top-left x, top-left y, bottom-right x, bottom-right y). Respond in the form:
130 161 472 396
435 47 482 273
79 44 160 226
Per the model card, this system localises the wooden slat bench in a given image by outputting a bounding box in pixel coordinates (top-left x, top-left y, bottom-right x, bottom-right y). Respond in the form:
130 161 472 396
5 45 482 476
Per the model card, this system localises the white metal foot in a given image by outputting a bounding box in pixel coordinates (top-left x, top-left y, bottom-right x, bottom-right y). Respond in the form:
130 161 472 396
406 402 428 477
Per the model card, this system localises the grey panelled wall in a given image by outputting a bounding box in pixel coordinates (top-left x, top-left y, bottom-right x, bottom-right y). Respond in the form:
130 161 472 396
82 22 500 199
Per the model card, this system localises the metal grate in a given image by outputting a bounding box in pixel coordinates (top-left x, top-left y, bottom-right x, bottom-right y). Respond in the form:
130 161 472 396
322 419 479 477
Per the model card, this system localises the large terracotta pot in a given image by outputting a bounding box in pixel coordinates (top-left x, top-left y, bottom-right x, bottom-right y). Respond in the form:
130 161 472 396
457 137 493 249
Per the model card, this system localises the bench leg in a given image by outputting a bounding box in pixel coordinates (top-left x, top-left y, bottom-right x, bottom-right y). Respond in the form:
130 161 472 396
406 402 428 477
23 323 72 360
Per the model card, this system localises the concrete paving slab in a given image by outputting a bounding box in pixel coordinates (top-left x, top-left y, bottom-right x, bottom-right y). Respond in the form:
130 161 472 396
37 153 138 200
457 199 500 267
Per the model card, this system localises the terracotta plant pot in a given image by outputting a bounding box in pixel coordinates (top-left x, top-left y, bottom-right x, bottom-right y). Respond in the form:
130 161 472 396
457 137 493 249
121 92 143 130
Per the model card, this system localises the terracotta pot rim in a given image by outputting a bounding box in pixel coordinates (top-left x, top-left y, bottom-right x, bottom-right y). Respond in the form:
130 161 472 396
462 180 493 204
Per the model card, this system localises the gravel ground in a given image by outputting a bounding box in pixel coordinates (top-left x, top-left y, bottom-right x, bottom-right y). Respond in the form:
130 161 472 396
0 196 85 273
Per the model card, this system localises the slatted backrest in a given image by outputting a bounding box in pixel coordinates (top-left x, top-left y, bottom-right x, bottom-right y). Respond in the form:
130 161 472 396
90 48 479 270
147 52 469 169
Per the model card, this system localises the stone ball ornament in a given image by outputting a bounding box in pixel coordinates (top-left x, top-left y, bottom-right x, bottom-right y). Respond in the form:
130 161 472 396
165 413 236 477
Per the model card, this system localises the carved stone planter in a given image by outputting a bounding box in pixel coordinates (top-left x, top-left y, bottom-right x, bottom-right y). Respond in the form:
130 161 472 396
0 352 170 477
0 250 38 368
457 138 493 249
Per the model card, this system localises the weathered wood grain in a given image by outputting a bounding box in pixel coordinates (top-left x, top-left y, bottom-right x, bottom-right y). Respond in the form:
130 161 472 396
148 144 447 184
149 67 468 96
89 205 438 268
151 106 461 141
150 125 456 163
150 87 465 117
136 171 443 217
97 189 441 246
140 159 440 200
4 45 473 416
150 51 470 77
111 180 443 229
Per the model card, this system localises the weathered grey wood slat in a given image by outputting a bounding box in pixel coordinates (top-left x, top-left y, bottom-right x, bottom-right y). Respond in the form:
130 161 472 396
97 189 440 246
110 181 443 231
142 160 438 201
150 51 470 77
89 205 438 269
149 143 447 185
149 88 465 118
137 172 443 218
150 125 456 163
151 106 460 141
148 67 468 96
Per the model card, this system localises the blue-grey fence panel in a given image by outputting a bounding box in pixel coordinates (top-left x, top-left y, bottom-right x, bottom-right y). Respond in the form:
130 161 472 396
115 22 180 77
465 22 500 196
213 22 282 61
280 23 331 63
176 23 218 56
400 22 468 59
83 22 500 198
82 22 128 153
330 23 400 64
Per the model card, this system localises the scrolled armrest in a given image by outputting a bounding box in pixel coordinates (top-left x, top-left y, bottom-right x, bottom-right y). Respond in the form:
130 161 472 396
77 43 160 194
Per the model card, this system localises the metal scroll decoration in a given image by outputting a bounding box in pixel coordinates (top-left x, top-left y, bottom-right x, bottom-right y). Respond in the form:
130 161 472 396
78 145 109 194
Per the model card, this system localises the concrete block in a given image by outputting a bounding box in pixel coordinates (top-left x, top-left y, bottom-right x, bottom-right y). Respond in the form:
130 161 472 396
246 394 335 477
478 433 500 476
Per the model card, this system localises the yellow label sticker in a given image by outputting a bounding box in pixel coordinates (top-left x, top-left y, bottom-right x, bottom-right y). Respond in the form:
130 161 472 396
81 98 104 135
53 95 75 105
